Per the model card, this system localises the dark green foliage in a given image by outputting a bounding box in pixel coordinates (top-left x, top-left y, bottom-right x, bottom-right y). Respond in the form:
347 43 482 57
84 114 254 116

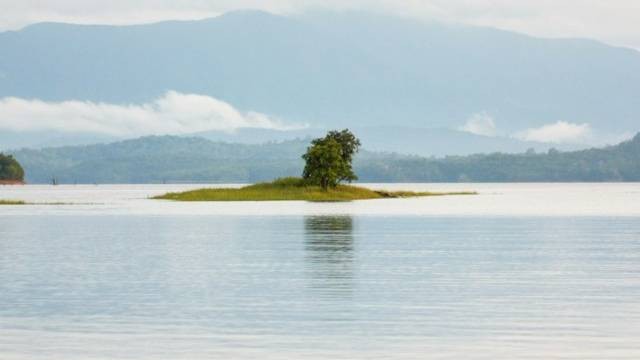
316 130 361 164
13 136 307 184
0 153 24 181
11 133 640 184
303 129 361 189
303 138 344 189
354 134 640 182
321 129 361 182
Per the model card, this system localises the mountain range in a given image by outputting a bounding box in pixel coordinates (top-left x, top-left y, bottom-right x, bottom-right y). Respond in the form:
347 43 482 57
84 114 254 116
1 10 639 153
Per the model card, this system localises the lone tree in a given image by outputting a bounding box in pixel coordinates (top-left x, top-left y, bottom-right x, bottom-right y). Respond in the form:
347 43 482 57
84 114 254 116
302 129 361 190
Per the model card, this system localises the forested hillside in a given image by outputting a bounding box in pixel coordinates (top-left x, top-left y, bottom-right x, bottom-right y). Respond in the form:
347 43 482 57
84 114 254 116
11 134 640 184
358 134 640 182
13 136 306 184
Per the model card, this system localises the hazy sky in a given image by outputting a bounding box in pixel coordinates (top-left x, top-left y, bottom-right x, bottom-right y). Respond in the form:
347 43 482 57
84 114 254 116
1 0 639 49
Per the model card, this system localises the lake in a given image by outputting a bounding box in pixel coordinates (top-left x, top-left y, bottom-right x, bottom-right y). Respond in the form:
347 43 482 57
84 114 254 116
1 183 639 359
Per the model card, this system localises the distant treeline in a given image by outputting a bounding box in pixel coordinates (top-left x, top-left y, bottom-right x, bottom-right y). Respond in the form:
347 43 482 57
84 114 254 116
11 133 640 184
356 134 640 182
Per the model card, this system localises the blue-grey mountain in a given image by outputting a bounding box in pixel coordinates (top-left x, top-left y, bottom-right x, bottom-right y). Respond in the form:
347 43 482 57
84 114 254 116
1 10 639 134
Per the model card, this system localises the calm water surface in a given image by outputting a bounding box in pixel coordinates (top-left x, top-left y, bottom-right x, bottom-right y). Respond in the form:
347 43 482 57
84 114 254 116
1 184 639 359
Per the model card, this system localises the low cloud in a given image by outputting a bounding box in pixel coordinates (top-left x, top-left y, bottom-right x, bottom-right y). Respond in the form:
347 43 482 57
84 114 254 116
514 121 592 144
458 112 497 137
0 91 302 136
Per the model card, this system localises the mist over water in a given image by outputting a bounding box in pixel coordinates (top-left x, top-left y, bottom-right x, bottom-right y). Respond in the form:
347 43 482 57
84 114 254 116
1 183 639 217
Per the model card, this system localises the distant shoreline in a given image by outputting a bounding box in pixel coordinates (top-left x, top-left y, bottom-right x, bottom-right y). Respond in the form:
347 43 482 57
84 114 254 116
0 180 25 185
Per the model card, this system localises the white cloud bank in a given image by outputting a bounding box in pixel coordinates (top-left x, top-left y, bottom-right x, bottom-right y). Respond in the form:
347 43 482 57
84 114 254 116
514 121 593 144
0 91 301 136
458 112 497 137
458 114 612 145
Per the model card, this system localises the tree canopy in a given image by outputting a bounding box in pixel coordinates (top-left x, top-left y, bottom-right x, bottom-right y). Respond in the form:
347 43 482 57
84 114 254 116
302 129 361 189
0 153 25 182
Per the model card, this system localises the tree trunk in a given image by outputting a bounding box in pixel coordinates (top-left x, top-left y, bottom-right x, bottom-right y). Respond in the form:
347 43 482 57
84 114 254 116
321 178 328 191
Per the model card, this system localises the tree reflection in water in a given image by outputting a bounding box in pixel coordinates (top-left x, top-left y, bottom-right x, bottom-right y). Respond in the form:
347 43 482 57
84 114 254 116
304 216 355 298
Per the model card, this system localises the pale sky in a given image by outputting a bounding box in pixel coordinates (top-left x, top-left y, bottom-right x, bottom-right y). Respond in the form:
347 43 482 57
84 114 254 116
1 0 639 49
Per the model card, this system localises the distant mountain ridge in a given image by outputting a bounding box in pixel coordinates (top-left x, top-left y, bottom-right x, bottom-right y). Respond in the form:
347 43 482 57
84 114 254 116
2 126 581 157
193 127 581 157
11 133 640 184
1 10 639 135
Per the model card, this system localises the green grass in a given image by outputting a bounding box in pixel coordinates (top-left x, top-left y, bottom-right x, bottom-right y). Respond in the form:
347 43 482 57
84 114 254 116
154 177 476 202
0 199 26 205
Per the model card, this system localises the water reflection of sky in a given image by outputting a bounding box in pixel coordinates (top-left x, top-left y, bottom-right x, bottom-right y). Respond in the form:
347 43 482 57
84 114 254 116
1 208 640 358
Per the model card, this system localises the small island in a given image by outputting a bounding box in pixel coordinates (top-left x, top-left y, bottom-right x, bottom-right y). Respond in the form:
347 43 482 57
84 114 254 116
155 130 476 202
155 177 474 201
